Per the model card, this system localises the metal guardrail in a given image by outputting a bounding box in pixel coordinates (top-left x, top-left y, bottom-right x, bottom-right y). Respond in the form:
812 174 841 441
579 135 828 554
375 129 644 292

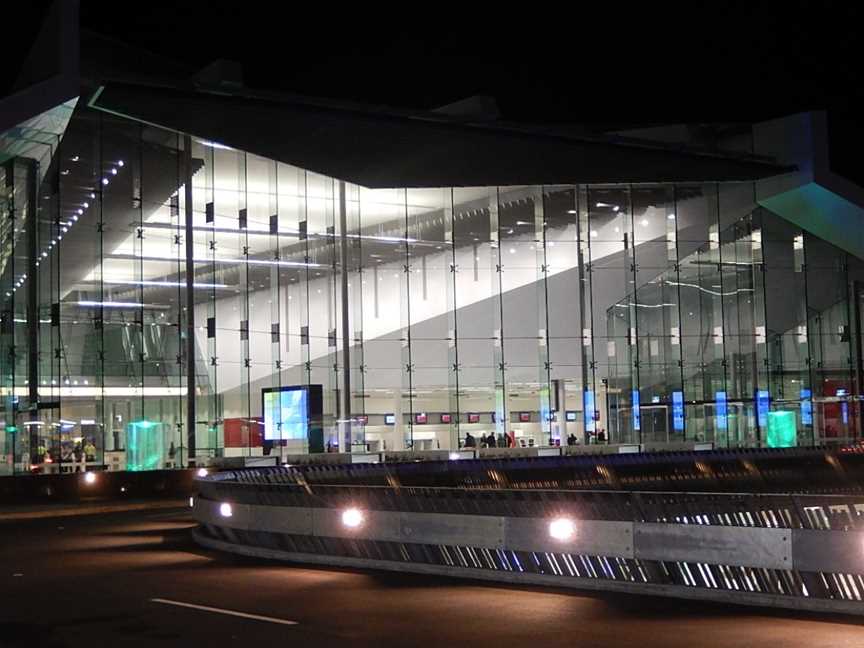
192 463 864 615
212 445 864 494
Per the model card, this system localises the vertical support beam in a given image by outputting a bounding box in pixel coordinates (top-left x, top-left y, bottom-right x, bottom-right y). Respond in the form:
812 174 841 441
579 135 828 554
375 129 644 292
853 281 864 440
24 158 39 461
338 181 352 450
183 135 196 463
575 186 592 445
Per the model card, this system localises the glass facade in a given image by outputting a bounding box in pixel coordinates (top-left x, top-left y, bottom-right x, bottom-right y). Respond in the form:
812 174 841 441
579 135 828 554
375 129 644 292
2 101 863 474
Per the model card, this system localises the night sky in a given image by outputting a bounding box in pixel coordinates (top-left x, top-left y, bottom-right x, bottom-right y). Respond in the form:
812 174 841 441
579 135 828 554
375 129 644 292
5 2 864 184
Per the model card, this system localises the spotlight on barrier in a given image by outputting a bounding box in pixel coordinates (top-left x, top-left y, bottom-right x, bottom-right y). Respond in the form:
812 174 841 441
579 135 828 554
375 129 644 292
549 517 576 542
219 502 233 518
341 507 364 529
83 471 97 485
196 467 208 478
189 496 195 508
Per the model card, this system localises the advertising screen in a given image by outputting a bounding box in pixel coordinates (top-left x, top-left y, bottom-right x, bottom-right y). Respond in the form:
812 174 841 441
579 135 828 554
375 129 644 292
672 390 684 431
415 412 427 424
440 413 452 424
384 413 396 425
262 387 308 441
467 413 480 423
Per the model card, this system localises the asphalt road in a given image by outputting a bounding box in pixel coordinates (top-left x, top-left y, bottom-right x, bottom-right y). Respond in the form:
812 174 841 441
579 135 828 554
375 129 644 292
0 509 861 647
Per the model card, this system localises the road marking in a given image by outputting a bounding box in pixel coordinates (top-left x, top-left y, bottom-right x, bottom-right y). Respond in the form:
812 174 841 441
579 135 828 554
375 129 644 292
150 598 298 626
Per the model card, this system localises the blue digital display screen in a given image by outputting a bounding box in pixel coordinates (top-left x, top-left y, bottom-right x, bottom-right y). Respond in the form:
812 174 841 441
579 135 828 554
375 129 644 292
263 387 308 440
632 389 641 431
672 391 684 431
584 390 595 432
757 390 770 428
800 389 812 425
715 391 728 430
842 401 849 424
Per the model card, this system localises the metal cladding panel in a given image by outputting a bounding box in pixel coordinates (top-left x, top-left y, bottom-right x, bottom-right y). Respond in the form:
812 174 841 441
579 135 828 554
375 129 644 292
312 508 402 542
634 523 793 570
249 505 313 536
506 518 634 557
196 499 252 531
792 529 864 574
400 512 506 548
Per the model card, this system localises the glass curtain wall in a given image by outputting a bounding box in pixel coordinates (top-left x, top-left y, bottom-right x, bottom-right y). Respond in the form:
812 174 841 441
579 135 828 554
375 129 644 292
2 101 864 474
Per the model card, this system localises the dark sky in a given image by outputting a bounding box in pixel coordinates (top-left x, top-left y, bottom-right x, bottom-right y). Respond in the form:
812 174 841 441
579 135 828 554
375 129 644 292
5 1 864 183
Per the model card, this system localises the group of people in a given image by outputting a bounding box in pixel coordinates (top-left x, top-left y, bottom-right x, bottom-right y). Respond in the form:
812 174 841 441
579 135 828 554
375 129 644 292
462 431 514 448
34 438 98 464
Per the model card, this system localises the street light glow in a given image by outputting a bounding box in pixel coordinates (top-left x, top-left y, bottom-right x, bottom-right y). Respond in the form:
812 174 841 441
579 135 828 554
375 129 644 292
549 517 576 541
342 508 364 529
219 503 233 517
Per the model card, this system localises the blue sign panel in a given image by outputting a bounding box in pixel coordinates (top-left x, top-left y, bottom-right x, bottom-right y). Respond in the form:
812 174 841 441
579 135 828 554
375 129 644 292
842 401 849 425
800 388 812 425
715 391 728 430
672 391 685 431
584 390 595 432
632 389 641 431
757 390 770 428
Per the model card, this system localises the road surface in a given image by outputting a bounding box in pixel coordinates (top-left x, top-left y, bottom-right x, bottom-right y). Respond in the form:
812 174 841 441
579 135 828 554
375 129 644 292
0 509 861 647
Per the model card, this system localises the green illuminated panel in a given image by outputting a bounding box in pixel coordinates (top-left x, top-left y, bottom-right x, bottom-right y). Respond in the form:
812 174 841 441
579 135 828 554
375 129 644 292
766 411 797 448
126 420 164 471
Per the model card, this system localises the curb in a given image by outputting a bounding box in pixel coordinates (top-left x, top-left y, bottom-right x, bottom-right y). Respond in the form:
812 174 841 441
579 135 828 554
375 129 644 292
0 499 189 521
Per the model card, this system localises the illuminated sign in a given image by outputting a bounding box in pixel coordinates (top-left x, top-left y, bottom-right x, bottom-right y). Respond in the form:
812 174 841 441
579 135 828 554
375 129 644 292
800 389 812 425
584 391 596 432
715 391 728 430
672 391 684 431
757 390 770 428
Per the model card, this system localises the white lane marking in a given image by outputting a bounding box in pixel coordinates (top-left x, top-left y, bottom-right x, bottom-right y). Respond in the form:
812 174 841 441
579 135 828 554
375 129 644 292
150 598 298 626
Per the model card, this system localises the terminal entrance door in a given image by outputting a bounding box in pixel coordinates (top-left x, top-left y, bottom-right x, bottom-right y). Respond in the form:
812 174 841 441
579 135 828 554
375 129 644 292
639 405 669 444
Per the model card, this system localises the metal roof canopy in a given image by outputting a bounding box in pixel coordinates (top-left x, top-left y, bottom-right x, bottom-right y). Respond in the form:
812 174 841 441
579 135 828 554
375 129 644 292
89 82 793 189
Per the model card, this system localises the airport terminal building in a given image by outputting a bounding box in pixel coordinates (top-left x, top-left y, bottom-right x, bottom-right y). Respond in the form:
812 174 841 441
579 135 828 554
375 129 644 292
3 3 864 474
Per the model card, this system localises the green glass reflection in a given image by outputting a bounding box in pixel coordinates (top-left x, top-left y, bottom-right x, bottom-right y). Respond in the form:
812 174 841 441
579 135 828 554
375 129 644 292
766 411 797 448
126 420 163 471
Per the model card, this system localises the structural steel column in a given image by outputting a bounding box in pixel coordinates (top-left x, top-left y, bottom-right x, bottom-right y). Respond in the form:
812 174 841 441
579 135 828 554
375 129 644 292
24 158 39 460
338 181 352 450
183 136 196 462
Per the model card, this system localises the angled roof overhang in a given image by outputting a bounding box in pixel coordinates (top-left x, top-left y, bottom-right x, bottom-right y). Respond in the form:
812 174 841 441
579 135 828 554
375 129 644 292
89 82 793 188
0 0 79 136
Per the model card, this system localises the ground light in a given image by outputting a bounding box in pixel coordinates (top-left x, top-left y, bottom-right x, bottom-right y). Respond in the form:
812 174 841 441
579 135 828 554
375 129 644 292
189 497 194 508
548 517 576 541
219 503 232 517
197 467 208 478
449 452 460 460
83 471 97 485
341 508 364 529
